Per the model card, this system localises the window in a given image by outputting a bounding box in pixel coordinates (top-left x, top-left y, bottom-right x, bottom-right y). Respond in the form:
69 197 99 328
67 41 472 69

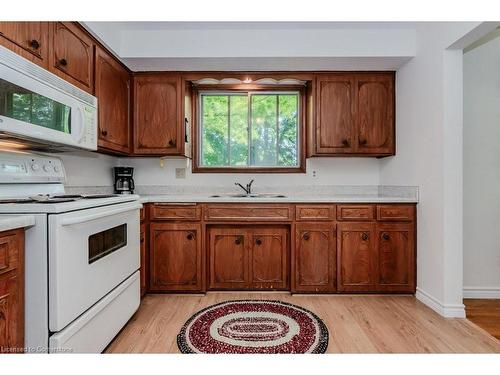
197 90 303 172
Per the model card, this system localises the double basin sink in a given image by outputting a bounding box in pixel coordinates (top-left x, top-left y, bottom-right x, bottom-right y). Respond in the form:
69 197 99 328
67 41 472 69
209 193 287 198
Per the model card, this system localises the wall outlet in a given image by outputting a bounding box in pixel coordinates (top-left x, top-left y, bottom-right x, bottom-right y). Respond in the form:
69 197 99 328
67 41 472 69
175 168 186 179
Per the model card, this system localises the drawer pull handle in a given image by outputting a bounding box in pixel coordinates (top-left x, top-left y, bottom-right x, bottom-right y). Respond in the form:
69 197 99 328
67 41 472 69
235 236 243 245
186 232 195 240
100 129 108 136
342 139 350 147
29 39 40 49
302 232 310 241
168 139 177 147
255 238 262 246
359 138 367 146
59 58 68 67
382 233 390 241
361 233 369 241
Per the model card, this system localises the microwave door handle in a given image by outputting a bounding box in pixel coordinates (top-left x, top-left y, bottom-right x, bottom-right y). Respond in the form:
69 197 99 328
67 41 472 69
60 203 143 226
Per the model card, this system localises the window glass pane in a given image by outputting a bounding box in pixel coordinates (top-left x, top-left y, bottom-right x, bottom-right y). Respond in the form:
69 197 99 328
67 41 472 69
251 94 278 166
278 95 298 166
229 95 248 166
201 95 229 166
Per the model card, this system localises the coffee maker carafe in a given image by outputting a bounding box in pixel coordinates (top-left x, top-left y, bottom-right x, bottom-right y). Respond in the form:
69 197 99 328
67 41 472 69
114 167 135 194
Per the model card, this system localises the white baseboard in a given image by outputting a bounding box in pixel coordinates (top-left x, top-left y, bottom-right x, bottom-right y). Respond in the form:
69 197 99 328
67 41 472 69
463 286 500 299
416 288 466 318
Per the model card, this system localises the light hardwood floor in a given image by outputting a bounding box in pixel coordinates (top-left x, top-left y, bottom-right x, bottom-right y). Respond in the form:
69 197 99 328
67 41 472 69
105 293 500 353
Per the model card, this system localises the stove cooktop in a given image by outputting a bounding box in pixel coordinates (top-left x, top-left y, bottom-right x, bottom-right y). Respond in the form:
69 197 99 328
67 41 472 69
0 194 119 204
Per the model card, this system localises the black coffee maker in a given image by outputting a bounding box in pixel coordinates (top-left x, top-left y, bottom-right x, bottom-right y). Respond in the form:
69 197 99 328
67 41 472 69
114 167 135 194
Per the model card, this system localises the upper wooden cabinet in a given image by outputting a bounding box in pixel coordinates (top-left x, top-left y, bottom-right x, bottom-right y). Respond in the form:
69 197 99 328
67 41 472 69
94 46 131 154
133 74 185 155
0 22 49 68
311 72 395 157
49 22 94 93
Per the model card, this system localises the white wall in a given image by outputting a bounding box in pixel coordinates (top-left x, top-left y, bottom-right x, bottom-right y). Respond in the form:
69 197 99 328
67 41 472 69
58 151 118 187
463 35 500 298
119 157 380 187
379 22 480 317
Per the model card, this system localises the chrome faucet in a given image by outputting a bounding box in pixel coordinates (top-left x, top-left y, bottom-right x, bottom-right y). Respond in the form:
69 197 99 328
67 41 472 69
235 179 254 195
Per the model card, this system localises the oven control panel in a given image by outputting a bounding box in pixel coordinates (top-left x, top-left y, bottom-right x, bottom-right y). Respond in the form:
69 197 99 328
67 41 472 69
0 152 65 183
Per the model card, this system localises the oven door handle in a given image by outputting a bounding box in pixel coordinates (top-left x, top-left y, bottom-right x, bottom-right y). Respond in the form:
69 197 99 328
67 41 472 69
60 203 143 226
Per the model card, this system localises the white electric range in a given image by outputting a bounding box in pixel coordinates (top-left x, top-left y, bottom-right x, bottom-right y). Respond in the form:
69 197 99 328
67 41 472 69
0 151 142 353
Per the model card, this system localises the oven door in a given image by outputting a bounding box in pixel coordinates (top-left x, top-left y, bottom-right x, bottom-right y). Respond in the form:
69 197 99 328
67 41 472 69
48 201 141 332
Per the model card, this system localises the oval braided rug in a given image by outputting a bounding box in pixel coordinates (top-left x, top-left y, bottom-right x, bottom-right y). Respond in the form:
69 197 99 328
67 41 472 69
177 300 329 354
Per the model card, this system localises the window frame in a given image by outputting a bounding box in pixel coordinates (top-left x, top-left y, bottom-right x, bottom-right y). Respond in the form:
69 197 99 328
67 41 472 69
192 85 306 173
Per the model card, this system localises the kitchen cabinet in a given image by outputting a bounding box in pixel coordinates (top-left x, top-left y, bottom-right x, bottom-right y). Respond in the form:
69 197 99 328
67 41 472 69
0 229 24 353
375 223 415 292
0 22 49 68
149 223 203 292
132 74 185 155
208 227 248 290
208 226 289 290
337 222 376 292
139 223 147 297
94 46 131 154
49 22 94 93
311 72 395 157
293 222 336 293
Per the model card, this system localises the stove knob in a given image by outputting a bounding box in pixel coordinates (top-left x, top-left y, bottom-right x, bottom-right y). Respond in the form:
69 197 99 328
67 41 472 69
31 163 40 171
54 165 60 173
43 165 50 172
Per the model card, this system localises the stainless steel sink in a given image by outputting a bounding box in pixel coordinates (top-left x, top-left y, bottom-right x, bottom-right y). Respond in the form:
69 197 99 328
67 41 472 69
209 193 287 198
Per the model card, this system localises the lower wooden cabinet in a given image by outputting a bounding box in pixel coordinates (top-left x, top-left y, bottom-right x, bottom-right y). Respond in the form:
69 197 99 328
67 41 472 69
293 223 336 293
337 223 376 292
0 229 24 353
149 223 203 292
139 223 147 297
208 226 289 290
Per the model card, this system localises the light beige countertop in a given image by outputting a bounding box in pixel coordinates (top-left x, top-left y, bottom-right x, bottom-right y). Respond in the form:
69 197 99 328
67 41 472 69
0 215 36 232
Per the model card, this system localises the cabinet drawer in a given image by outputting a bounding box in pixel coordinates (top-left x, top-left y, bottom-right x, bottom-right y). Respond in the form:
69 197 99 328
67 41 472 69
377 205 414 222
204 204 293 222
337 205 374 221
295 205 335 221
151 203 201 221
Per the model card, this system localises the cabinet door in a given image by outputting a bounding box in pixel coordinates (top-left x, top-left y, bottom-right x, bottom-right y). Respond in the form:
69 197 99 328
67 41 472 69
149 223 202 292
337 223 375 292
208 227 248 290
0 22 48 68
139 223 147 297
249 227 289 290
293 223 336 293
315 75 355 154
49 22 94 93
133 74 183 155
95 46 130 154
354 74 394 155
0 230 24 353
376 224 415 292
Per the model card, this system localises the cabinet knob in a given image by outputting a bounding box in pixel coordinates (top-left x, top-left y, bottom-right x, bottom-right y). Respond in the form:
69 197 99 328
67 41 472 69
359 138 367 146
59 58 68 67
255 238 262 246
235 236 243 245
361 232 369 241
29 39 40 50
186 232 194 240
303 232 310 241
382 233 390 241
100 129 108 137
168 139 177 147
342 139 350 147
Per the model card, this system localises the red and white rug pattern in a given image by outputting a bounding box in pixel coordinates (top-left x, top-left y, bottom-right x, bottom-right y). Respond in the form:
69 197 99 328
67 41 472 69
177 300 329 354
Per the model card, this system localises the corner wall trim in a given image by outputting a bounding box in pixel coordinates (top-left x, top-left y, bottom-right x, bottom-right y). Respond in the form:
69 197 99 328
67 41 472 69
463 286 500 299
416 288 466 318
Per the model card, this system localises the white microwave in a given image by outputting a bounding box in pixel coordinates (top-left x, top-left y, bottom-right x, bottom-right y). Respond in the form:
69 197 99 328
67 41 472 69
0 46 97 151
